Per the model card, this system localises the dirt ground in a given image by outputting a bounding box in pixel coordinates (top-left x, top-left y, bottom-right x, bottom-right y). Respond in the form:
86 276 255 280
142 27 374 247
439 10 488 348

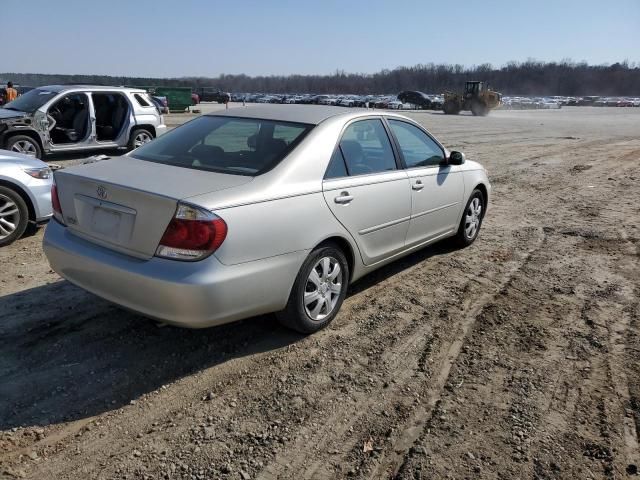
1 106 639 480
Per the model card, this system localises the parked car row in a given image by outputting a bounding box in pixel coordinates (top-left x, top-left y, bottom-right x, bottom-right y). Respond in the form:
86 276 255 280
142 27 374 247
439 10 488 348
225 91 640 110
591 97 640 107
222 92 445 111
500 95 640 109
500 97 563 109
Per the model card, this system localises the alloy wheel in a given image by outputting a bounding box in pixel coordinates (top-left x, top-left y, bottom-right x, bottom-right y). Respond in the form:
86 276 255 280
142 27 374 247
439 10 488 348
304 256 342 321
464 196 483 240
133 132 152 148
10 140 38 157
0 194 19 240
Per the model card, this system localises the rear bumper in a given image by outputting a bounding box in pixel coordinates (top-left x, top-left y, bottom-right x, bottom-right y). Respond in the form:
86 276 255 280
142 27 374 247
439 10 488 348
43 220 307 328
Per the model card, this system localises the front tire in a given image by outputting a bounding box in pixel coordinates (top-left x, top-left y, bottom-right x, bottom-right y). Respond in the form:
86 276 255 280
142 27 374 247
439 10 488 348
6 135 42 159
453 189 485 247
471 101 489 116
277 244 349 334
0 186 29 247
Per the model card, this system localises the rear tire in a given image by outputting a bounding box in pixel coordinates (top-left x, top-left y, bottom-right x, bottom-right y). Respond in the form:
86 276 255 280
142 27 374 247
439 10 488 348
0 186 29 247
452 189 485 247
443 100 460 115
277 244 349 334
128 128 154 150
6 135 42 159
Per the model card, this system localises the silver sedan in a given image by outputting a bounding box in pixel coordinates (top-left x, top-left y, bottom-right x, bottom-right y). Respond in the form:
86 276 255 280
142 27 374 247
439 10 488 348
43 106 490 333
0 149 53 246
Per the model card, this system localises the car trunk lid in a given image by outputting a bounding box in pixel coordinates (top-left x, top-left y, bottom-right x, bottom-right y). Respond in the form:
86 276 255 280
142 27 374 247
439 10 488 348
54 158 252 259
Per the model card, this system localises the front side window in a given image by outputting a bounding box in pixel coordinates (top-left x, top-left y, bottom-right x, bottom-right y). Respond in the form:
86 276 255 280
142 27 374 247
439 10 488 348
338 119 396 176
387 119 445 168
130 116 312 176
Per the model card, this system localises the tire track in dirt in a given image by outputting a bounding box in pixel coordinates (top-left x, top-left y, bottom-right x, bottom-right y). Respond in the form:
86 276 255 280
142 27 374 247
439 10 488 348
364 228 547 479
257 231 542 479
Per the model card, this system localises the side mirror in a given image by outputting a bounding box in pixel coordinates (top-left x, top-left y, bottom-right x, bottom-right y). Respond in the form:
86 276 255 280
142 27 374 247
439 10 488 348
448 150 465 165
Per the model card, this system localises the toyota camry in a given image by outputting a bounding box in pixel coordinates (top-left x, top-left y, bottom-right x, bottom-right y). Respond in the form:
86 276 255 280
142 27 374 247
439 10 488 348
43 105 490 333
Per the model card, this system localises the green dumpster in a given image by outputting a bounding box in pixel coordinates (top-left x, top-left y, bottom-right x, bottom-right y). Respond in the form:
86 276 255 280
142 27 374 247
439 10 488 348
138 86 193 113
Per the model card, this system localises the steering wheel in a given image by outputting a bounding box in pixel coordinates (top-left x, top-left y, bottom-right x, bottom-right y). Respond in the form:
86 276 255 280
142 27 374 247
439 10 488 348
49 105 62 117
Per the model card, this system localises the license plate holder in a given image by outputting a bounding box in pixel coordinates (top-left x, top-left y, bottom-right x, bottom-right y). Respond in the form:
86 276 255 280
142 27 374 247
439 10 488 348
91 207 122 238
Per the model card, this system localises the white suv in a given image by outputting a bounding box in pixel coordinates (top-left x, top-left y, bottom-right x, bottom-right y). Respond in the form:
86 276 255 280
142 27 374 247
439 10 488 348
0 85 167 158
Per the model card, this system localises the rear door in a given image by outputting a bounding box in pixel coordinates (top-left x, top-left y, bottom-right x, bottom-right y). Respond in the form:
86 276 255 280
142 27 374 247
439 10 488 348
129 91 159 128
386 118 464 246
322 118 410 265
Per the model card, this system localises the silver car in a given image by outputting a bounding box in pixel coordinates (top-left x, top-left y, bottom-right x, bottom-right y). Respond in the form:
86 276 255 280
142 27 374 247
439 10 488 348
43 105 490 333
1 85 167 159
0 149 53 246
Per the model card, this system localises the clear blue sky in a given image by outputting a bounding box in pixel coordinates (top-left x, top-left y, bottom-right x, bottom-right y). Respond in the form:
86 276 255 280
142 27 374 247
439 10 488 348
2 0 638 77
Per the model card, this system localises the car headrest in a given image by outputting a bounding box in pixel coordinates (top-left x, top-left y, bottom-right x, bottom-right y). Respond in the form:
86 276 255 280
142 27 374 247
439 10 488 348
339 140 364 162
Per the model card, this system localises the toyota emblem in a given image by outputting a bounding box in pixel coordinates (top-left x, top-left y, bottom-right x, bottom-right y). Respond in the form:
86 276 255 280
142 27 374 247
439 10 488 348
96 185 107 199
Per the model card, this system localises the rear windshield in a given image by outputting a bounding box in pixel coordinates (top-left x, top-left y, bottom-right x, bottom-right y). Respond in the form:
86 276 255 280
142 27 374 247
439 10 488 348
3 88 58 113
130 115 313 176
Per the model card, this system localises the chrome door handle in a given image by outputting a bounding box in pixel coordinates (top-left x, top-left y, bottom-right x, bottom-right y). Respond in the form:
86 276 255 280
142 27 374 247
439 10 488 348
334 192 354 204
412 181 424 191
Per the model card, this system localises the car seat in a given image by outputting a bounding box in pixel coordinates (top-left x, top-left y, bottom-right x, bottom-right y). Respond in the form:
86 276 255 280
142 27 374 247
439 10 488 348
191 144 225 169
340 140 370 175
64 101 89 142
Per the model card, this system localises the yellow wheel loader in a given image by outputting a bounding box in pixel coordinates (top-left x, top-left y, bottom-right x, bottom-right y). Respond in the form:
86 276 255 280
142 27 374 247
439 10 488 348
443 81 501 116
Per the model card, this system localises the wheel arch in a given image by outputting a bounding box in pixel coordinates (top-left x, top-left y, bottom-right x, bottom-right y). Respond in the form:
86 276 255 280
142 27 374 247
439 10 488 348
3 130 45 154
0 179 36 222
474 182 489 216
313 235 358 283
130 124 156 138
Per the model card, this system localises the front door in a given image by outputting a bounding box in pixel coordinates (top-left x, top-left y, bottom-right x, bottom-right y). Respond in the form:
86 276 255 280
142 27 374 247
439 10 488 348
43 92 94 152
322 118 411 265
386 118 464 247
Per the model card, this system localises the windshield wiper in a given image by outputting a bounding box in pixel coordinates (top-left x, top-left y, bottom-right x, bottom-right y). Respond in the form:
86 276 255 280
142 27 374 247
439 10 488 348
2 107 22 111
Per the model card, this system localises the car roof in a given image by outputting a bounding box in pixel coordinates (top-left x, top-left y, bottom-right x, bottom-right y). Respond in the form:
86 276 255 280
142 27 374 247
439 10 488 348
35 85 147 93
207 105 366 125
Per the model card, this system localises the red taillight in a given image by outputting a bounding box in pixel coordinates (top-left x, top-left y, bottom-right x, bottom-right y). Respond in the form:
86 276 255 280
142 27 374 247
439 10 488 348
156 203 227 261
51 182 65 224
160 218 226 250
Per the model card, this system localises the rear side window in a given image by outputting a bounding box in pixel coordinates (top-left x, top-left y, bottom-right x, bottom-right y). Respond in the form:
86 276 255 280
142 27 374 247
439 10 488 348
388 119 445 168
130 115 313 176
338 119 396 176
133 93 151 107
325 147 348 179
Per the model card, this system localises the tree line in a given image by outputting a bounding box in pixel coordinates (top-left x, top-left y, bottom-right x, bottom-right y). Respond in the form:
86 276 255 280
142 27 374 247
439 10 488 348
2 60 639 96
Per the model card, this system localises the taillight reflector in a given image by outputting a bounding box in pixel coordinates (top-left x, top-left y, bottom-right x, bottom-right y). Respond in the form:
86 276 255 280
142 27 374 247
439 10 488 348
51 182 65 224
